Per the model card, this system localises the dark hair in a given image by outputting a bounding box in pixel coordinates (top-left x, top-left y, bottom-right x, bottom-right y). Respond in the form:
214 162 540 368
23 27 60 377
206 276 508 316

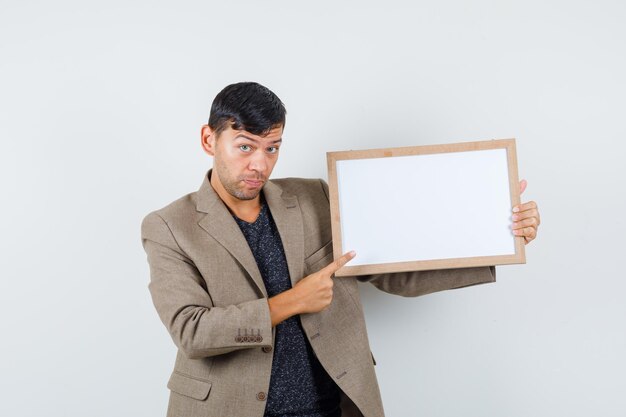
208 82 286 137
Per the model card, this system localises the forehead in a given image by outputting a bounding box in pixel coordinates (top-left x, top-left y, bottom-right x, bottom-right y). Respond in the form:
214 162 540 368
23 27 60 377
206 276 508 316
222 125 283 144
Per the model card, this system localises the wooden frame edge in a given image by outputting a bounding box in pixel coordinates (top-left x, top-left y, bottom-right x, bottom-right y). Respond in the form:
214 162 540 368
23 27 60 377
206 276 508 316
327 138 526 277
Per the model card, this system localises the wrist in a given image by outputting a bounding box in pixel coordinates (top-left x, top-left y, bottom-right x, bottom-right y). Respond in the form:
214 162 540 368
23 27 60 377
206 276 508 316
268 288 301 327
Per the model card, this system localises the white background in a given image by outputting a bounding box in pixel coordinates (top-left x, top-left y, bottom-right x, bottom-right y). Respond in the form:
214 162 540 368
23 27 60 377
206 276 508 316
1 1 624 416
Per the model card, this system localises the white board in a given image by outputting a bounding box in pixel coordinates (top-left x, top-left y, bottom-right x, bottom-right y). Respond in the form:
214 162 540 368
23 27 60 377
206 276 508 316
327 139 525 276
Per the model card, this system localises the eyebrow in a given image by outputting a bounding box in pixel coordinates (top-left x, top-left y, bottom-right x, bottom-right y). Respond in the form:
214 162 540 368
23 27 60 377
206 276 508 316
235 134 282 144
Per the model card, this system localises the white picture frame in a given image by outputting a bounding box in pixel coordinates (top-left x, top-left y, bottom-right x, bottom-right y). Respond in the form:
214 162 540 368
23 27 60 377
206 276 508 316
327 138 526 276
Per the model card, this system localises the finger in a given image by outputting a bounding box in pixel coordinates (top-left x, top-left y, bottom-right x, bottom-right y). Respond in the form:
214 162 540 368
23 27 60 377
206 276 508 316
512 208 540 222
512 200 537 213
519 179 527 195
524 226 538 244
512 217 539 230
513 226 536 239
511 209 541 226
323 251 356 275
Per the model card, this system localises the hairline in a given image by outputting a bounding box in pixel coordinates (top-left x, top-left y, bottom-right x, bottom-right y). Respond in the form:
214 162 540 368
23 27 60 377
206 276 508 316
213 123 284 142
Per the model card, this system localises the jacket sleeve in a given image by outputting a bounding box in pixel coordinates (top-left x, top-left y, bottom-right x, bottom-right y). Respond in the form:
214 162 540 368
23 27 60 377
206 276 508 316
141 212 272 359
318 178 496 297
356 266 495 297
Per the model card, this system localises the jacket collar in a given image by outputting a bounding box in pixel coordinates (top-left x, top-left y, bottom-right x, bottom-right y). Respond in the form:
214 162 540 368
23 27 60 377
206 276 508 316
196 170 304 297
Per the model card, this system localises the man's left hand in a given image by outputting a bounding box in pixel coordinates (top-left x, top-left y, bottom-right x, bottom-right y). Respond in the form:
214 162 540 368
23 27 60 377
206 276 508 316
512 179 541 245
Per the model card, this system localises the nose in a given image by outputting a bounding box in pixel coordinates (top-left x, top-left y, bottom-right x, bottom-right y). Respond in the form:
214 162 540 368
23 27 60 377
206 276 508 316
248 150 268 174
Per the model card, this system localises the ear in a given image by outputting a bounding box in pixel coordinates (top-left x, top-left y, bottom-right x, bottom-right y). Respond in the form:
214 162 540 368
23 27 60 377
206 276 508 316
201 125 216 156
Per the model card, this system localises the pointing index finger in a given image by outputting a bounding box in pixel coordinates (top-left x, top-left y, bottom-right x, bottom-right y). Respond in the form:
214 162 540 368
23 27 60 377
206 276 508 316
324 250 356 275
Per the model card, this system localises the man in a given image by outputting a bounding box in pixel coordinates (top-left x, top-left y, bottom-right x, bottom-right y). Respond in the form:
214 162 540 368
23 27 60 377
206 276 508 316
141 82 540 417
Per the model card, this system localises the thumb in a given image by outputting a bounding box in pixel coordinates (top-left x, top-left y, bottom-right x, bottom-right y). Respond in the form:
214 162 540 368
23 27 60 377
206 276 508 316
519 179 527 195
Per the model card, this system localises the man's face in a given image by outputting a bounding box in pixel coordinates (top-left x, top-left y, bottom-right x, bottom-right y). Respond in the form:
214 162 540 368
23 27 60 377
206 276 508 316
203 124 283 201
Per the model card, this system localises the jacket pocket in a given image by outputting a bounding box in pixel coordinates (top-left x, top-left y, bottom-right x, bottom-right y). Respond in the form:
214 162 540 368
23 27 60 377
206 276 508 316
167 371 212 401
304 241 333 274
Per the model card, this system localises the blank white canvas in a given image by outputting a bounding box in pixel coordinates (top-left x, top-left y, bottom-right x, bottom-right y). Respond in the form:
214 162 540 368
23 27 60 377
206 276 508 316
336 148 515 266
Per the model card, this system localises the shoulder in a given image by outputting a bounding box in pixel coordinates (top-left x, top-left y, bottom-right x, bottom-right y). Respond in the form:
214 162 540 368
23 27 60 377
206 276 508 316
270 177 329 202
141 190 202 237
270 178 331 230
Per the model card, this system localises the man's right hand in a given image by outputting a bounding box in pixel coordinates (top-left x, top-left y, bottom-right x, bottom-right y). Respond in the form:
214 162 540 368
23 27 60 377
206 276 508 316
292 250 356 314
267 251 356 326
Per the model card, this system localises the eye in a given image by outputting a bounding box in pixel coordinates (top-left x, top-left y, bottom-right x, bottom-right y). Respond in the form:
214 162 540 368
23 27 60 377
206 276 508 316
267 146 279 154
239 144 252 152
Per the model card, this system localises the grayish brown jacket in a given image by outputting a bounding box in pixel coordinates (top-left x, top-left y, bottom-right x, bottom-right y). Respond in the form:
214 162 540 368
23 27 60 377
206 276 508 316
141 170 495 417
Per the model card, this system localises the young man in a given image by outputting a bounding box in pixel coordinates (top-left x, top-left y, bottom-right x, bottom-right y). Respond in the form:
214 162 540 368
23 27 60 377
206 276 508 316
141 82 540 417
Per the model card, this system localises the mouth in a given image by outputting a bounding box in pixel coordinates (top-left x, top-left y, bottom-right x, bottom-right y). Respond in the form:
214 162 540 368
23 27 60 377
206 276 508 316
243 178 264 188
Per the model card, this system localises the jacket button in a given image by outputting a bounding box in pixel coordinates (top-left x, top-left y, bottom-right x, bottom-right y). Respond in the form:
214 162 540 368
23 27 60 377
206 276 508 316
262 346 272 353
257 392 266 401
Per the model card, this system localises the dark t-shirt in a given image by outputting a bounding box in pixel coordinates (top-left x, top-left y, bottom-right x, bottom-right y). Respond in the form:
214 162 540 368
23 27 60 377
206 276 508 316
233 197 341 417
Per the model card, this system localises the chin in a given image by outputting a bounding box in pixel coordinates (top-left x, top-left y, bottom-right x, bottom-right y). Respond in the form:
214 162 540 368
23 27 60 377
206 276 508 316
232 189 261 201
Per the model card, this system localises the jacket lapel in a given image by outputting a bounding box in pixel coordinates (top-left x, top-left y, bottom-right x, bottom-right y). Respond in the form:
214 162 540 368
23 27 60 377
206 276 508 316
195 171 267 297
195 171 305 296
263 181 305 288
